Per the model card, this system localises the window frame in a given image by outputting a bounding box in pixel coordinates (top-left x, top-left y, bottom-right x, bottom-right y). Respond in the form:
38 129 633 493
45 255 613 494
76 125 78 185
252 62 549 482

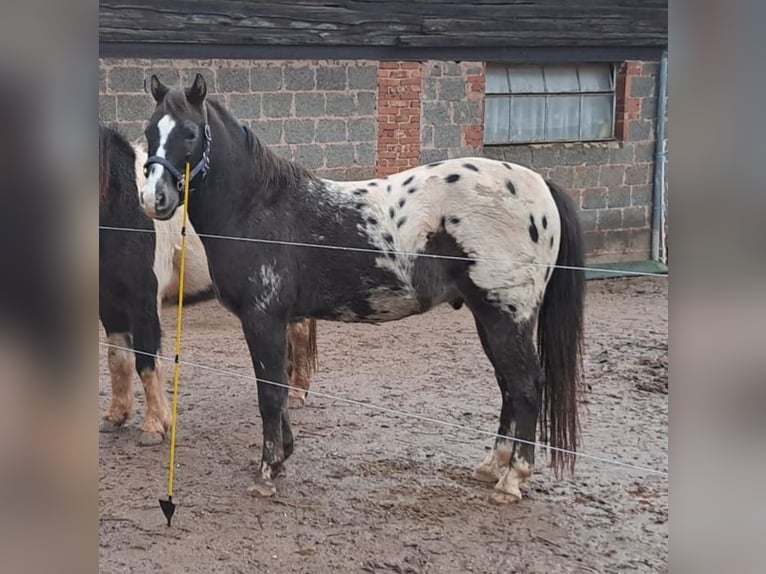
484 62 618 146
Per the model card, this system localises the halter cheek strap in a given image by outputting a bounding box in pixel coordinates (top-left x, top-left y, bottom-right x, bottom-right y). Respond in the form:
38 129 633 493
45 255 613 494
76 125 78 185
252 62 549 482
144 120 213 200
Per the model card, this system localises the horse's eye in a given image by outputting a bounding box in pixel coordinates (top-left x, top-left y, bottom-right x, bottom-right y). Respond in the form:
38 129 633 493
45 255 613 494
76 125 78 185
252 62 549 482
184 129 197 142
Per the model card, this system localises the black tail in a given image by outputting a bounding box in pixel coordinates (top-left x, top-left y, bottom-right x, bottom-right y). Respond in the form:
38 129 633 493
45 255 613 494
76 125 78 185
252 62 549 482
538 180 586 476
163 287 217 308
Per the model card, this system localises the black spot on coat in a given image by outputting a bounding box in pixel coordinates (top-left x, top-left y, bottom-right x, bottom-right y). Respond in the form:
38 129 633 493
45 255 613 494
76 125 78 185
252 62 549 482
383 232 393 243
506 180 516 195
386 184 392 193
463 163 479 172
529 215 539 243
403 175 414 186
427 162 442 168
398 198 406 208
449 217 460 225
366 216 378 225
503 162 513 170
542 215 548 229
389 207 395 218
396 217 407 229
445 174 460 183
407 187 417 194
353 188 367 196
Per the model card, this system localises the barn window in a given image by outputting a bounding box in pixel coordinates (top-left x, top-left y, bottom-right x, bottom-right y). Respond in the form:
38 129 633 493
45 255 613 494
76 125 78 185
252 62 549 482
484 63 616 145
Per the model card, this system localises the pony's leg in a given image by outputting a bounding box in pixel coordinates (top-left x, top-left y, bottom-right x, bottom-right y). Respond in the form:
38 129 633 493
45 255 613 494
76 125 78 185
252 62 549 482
100 304 136 431
241 314 290 497
461 287 541 504
100 331 136 432
286 320 314 409
132 302 170 446
472 319 515 485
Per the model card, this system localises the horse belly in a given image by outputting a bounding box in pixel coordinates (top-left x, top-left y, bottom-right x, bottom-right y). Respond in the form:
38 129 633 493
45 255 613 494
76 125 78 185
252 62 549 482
364 288 422 322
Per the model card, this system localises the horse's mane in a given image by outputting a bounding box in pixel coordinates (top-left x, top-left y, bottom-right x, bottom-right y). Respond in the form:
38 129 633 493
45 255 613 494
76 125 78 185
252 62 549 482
206 99 317 196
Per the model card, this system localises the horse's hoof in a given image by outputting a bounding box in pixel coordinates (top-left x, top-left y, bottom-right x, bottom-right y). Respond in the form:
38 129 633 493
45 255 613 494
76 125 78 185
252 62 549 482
473 451 501 484
473 465 500 484
99 420 123 433
491 489 522 505
288 395 306 410
137 431 165 446
247 479 277 498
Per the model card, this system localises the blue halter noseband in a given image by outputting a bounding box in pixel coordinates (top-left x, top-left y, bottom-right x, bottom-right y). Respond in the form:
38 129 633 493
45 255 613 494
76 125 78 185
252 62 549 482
144 123 212 202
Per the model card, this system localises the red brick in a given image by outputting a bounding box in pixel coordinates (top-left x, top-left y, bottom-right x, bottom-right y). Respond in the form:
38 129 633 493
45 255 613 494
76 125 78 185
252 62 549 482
625 61 641 75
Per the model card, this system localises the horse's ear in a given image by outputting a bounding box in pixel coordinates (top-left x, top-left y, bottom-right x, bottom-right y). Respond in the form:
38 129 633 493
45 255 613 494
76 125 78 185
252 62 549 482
186 73 207 106
149 75 169 103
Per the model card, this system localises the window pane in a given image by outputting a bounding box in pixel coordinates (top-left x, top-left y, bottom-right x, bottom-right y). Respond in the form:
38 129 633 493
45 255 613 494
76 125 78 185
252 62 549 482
545 95 581 141
508 65 545 93
485 66 510 94
543 65 580 93
484 95 511 143
578 64 613 91
510 95 545 142
581 94 614 139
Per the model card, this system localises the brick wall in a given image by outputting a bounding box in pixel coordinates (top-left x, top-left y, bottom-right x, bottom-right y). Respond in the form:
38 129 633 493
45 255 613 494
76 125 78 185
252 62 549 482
99 58 379 179
420 61 486 163
376 62 422 177
483 60 661 263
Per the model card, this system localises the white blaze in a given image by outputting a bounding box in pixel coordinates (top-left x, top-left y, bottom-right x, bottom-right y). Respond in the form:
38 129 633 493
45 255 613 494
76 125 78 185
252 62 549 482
140 115 176 216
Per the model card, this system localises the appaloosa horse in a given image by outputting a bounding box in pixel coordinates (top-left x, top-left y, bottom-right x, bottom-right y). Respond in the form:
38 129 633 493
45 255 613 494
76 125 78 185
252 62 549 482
99 123 319 446
138 74 585 504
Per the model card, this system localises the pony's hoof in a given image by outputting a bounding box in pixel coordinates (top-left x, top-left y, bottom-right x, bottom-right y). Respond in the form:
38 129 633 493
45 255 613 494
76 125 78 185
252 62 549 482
491 489 522 505
473 452 501 484
99 420 123 433
247 479 277 498
473 463 501 484
137 431 165 446
288 395 306 410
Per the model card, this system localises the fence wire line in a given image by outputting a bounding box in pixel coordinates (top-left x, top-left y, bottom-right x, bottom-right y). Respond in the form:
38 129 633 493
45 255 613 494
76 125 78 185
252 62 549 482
99 340 668 477
98 225 669 278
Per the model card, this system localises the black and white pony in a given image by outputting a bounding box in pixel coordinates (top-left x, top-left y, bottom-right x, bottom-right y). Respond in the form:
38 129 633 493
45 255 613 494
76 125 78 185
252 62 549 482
99 124 320 446
139 74 585 504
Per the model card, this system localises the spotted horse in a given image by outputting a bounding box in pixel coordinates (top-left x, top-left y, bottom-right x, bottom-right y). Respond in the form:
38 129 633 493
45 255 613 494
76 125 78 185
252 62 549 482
99 123 319 446
138 74 586 504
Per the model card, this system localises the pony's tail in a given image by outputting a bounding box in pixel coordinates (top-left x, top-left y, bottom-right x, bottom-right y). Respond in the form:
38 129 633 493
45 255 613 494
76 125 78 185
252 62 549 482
538 180 586 476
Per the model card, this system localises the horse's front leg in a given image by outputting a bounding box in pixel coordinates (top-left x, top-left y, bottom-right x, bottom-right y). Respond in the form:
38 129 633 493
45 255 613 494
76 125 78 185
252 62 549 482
241 313 291 497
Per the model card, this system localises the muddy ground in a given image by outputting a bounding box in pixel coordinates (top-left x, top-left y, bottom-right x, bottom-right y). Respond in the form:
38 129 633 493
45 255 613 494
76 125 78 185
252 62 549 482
99 276 668 573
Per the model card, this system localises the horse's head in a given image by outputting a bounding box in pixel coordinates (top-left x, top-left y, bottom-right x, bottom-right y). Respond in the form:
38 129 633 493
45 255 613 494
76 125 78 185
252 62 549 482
140 73 212 220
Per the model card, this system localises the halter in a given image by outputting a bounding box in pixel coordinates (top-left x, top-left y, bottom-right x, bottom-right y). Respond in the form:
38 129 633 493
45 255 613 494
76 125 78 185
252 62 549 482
144 119 212 203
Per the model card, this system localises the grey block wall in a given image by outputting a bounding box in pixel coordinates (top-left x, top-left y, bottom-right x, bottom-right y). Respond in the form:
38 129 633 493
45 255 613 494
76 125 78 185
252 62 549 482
99 59 379 180
483 61 662 263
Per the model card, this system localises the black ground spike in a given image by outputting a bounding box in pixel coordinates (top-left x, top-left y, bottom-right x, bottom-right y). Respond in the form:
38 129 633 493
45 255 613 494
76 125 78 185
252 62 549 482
159 496 176 527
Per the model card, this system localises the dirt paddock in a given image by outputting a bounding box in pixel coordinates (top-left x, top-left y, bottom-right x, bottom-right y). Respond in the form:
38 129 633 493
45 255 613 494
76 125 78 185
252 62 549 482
99 276 668 573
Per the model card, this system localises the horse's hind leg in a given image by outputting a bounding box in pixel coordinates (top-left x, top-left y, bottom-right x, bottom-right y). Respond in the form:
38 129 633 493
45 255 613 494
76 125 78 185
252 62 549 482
132 300 170 446
472 319 515 485
286 320 315 409
241 313 291 497
100 307 136 432
462 289 542 504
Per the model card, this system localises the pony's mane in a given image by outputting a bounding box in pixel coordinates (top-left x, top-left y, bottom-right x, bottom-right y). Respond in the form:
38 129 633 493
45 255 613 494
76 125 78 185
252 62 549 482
206 98 317 194
162 89 194 116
